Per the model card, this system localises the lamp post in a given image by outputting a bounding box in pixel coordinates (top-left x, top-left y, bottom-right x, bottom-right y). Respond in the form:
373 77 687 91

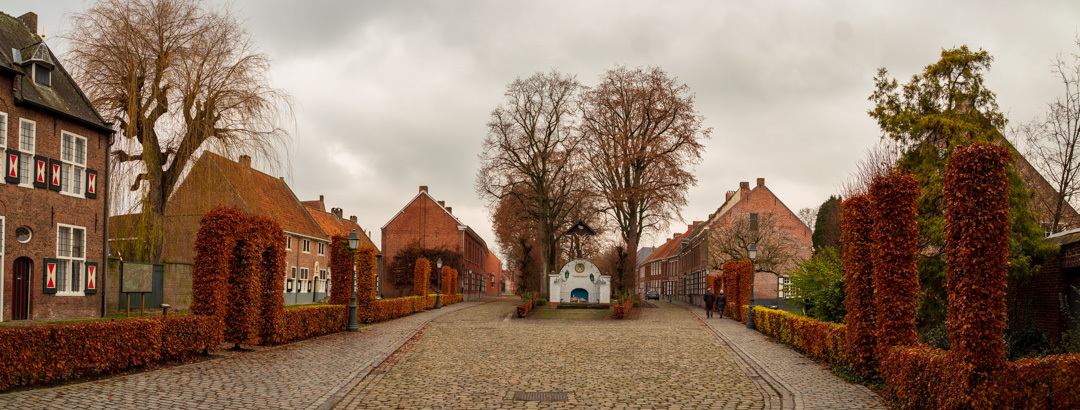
746 243 758 330
434 258 443 309
346 230 361 332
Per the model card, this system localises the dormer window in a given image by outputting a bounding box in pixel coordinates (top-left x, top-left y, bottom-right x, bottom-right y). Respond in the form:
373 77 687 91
32 63 50 87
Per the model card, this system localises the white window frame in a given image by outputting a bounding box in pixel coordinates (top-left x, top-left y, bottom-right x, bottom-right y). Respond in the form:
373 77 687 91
0 216 5 321
56 223 86 296
0 112 7 181
31 63 51 87
290 266 297 279
60 131 87 198
17 118 35 188
286 236 292 251
317 242 325 256
302 239 310 254
778 276 795 299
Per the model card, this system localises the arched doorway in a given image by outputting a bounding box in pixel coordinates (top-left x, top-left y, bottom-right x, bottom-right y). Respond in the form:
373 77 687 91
12 257 32 320
570 288 589 302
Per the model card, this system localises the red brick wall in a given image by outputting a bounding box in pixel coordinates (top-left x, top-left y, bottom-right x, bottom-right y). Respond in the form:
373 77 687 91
282 234 331 293
0 75 110 321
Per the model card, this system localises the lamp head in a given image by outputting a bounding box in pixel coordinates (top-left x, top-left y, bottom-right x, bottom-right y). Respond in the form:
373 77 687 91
347 230 361 250
748 243 758 261
436 258 443 269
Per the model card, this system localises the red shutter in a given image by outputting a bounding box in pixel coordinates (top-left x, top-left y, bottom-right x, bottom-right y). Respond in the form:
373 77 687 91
85 169 98 199
4 149 18 184
48 158 62 191
85 262 98 294
43 258 59 294
33 155 48 188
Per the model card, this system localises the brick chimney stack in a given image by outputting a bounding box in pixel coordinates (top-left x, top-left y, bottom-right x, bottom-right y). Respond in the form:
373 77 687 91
446 207 452 214
18 12 37 33
239 155 251 169
756 177 765 188
349 215 357 224
437 201 445 208
331 207 343 218
419 186 428 193
726 191 735 201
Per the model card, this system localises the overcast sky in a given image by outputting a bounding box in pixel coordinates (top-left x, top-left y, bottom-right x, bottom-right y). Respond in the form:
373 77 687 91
7 1 1080 260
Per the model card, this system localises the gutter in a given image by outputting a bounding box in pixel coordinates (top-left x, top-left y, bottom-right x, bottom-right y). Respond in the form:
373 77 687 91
101 124 115 317
14 95 113 135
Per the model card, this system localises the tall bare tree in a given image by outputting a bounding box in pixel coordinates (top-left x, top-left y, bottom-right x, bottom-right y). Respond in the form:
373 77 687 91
708 211 802 275
1016 38 1080 234
797 207 818 232
477 70 588 296
580 66 710 294
65 0 293 261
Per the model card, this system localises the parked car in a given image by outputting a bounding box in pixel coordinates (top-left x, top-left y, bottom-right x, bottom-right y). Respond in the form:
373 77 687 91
646 290 660 300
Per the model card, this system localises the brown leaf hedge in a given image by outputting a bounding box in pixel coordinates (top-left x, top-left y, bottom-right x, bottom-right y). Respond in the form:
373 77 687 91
945 143 1010 373
755 307 846 368
328 234 352 306
869 171 920 355
414 257 431 297
0 315 223 391
841 194 876 376
355 246 378 323
612 299 635 319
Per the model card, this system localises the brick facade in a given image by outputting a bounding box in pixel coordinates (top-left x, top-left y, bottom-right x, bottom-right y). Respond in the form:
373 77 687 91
0 13 112 321
380 186 493 298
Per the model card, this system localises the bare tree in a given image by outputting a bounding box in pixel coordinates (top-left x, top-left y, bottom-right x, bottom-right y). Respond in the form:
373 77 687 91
838 139 899 198
580 66 711 294
1015 38 1080 234
797 207 818 232
477 70 589 296
708 211 802 275
65 0 293 261
491 194 542 293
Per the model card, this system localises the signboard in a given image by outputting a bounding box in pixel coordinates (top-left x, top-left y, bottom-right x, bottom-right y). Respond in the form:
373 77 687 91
121 262 155 293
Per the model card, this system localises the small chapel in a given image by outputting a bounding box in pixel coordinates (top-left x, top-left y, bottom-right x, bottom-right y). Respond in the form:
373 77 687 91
547 221 611 304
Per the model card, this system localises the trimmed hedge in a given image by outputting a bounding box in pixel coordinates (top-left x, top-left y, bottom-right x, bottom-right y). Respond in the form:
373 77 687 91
414 258 431 297
517 294 539 317
945 143 1011 373
841 194 876 376
366 293 460 323
612 299 635 319
274 305 348 344
754 307 847 369
328 235 352 305
869 171 920 355
355 246 378 324
722 260 751 321
0 315 223 391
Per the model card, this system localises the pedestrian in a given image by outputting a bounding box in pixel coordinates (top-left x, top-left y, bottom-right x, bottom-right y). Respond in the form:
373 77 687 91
704 289 716 318
716 291 727 318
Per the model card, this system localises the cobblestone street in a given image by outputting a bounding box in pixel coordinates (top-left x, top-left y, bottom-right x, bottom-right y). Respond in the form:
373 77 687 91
338 300 766 409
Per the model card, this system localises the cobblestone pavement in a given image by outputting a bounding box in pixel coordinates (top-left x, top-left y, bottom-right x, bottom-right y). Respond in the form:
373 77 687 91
682 302 885 409
337 299 767 409
0 301 483 409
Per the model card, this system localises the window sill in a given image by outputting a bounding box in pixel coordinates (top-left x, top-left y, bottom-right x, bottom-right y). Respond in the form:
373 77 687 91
60 191 85 199
55 291 86 297
18 183 33 189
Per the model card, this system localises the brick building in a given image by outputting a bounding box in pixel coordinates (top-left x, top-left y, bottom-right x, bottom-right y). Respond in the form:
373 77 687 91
302 195 377 296
380 186 493 298
0 12 112 321
638 178 812 307
114 152 332 306
482 250 503 296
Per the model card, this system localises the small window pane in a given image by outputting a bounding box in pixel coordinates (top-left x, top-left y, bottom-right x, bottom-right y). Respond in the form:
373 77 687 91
20 121 33 151
0 113 7 147
57 262 68 292
70 261 81 291
58 227 71 258
75 138 86 165
72 228 84 258
18 154 30 185
62 134 73 162
34 64 50 86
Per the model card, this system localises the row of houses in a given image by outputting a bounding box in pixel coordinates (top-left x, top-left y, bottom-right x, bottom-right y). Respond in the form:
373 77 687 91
637 178 811 307
0 11 505 322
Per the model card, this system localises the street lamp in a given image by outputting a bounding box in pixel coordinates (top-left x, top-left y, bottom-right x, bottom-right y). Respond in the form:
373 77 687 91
434 258 443 309
346 230 361 332
746 243 758 330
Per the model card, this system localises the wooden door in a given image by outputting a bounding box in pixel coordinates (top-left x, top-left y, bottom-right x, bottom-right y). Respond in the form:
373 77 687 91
12 257 31 320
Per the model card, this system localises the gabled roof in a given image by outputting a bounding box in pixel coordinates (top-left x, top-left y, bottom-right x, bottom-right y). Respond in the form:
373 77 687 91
641 224 694 266
382 188 488 250
201 153 327 240
305 205 376 250
0 12 111 133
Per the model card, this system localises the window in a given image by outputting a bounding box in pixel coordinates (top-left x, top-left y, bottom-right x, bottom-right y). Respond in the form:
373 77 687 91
290 266 297 279
56 225 86 295
300 268 309 280
60 132 86 196
750 213 759 232
15 226 31 243
302 239 310 253
317 242 325 255
286 236 292 250
0 111 7 152
778 277 795 299
33 64 51 87
18 119 34 187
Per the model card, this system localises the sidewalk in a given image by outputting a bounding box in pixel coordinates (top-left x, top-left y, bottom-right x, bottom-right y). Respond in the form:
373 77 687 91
679 302 885 409
0 300 485 410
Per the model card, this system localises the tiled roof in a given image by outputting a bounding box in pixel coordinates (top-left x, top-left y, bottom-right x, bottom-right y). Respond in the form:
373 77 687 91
203 153 327 240
641 225 694 265
305 205 377 250
0 12 110 132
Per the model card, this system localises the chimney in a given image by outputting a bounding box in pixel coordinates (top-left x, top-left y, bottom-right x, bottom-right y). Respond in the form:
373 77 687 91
239 155 252 169
319 195 325 207
17 13 37 34
726 191 735 201
349 215 357 224
419 186 428 193
446 207 453 214
739 181 750 195
756 178 765 188
331 207 343 218
437 200 446 208
694 220 703 226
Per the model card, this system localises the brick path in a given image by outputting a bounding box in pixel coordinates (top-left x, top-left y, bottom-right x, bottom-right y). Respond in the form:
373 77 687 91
0 301 482 409
337 299 766 409
681 302 885 409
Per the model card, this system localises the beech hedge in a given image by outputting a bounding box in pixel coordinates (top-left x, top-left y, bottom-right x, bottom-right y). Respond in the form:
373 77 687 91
612 299 635 320
273 305 348 344
754 307 847 369
0 315 223 391
841 194 876 376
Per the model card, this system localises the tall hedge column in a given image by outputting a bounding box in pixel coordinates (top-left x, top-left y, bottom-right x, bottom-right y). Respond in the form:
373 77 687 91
356 247 377 323
945 144 1011 373
842 194 876 376
414 258 430 297
328 235 353 306
870 172 920 357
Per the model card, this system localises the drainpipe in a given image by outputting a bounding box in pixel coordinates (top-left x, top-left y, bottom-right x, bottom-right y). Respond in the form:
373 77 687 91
101 127 115 318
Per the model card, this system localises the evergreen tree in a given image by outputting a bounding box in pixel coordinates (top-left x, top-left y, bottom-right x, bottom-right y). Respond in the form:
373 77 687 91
812 195 843 254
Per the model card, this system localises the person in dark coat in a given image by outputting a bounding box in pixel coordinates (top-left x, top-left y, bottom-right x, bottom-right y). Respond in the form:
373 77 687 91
716 291 727 318
704 289 716 318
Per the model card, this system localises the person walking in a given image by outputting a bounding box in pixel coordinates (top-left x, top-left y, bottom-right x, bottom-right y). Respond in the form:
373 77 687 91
717 291 727 318
704 289 716 318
